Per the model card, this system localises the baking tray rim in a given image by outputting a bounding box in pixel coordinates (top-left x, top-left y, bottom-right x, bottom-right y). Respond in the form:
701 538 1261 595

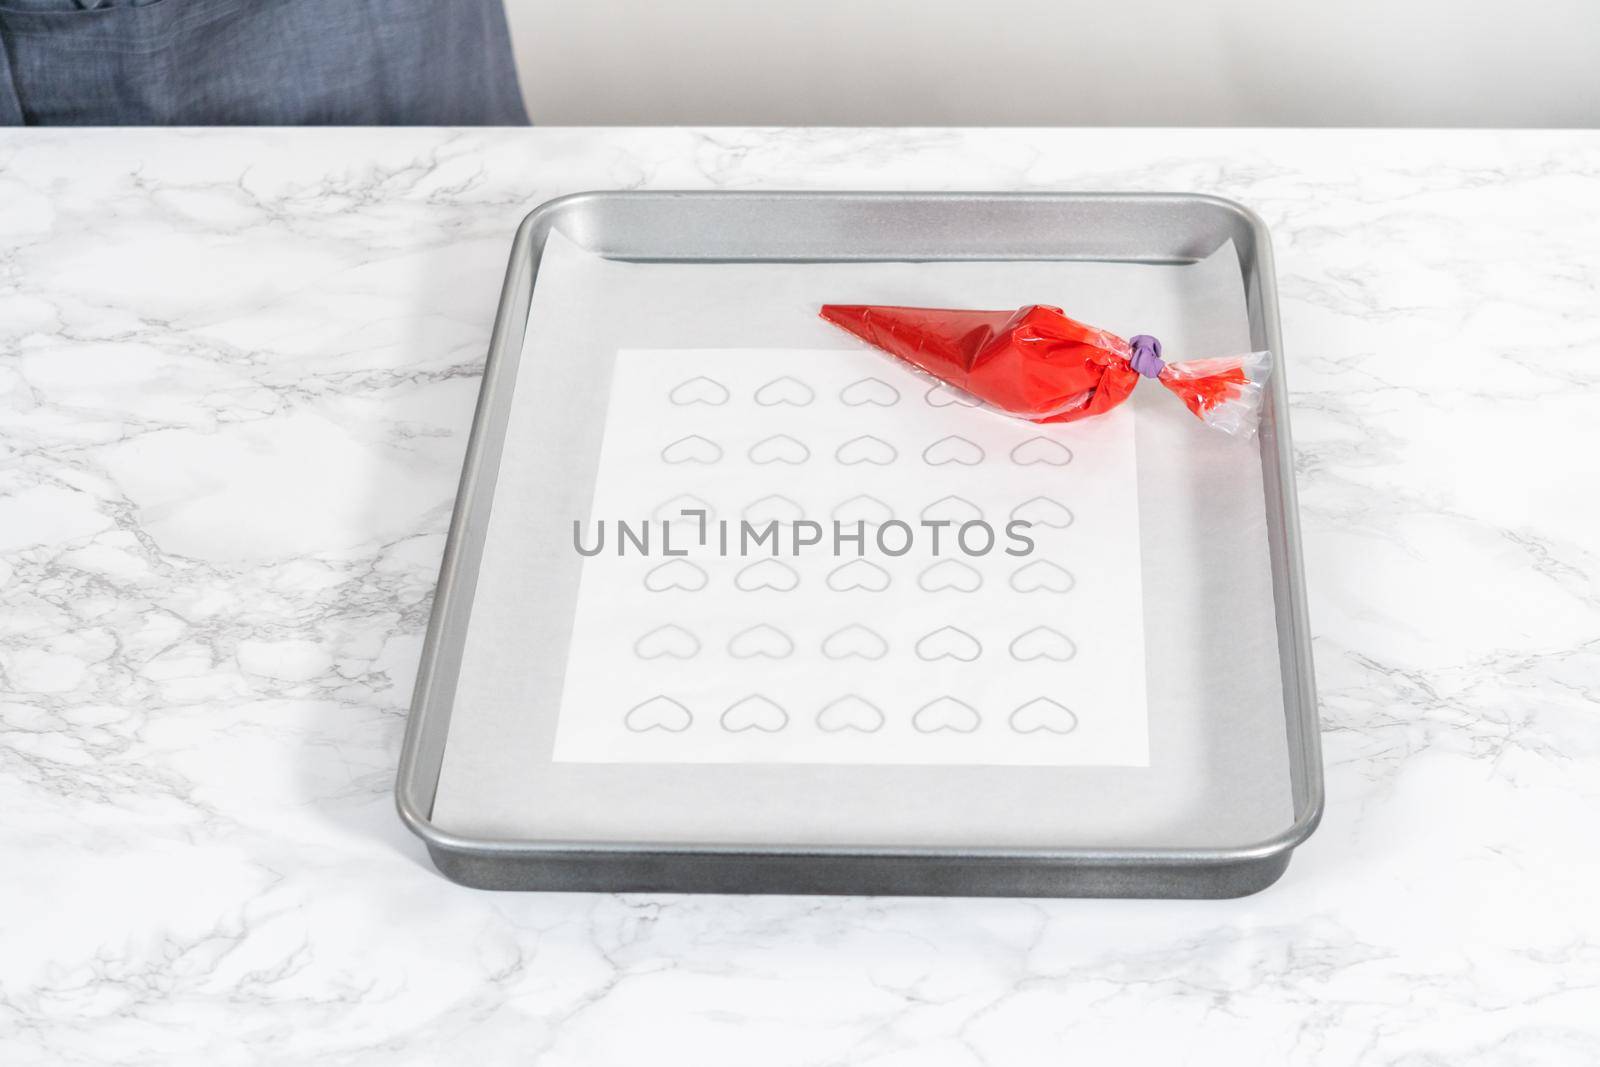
395 189 1325 886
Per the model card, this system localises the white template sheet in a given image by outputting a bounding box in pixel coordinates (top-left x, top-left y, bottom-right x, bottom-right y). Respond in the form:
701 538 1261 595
553 347 1148 766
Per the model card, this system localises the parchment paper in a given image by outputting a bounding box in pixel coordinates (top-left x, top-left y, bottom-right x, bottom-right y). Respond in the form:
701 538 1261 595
428 232 1292 849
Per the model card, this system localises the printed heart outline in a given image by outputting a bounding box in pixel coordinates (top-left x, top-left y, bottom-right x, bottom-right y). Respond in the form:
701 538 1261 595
625 696 693 733
735 558 801 592
821 624 889 660
1011 496 1074 530
660 434 723 465
917 559 983 593
728 623 795 659
721 694 789 733
1009 697 1079 735
831 494 894 527
826 559 892 592
633 623 701 660
914 625 982 662
913 696 981 734
1009 559 1075 594
754 376 815 407
922 435 985 466
839 377 901 407
1010 436 1073 467
816 695 886 733
835 435 898 466
643 559 709 593
667 376 730 407
742 493 806 527
748 433 811 465
920 494 983 525
925 383 982 409
1008 626 1076 662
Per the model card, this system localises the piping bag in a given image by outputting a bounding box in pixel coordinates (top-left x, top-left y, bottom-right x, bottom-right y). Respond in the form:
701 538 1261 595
820 303 1272 438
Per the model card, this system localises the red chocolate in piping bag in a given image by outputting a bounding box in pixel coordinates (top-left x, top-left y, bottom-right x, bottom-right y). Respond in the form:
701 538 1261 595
819 303 1271 437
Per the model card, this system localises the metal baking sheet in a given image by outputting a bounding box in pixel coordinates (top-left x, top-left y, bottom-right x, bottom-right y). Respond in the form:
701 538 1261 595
396 191 1323 898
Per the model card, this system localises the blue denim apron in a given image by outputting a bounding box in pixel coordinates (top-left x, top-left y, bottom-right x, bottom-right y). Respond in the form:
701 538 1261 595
0 0 528 125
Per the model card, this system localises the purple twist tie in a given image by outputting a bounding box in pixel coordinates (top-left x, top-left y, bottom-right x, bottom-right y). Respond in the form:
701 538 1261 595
1128 334 1165 378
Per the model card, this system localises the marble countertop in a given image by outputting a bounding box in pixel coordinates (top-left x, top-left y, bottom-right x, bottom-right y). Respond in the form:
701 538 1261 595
2 128 1597 1065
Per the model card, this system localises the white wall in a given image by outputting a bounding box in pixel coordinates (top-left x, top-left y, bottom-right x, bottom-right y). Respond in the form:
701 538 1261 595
503 0 1600 126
